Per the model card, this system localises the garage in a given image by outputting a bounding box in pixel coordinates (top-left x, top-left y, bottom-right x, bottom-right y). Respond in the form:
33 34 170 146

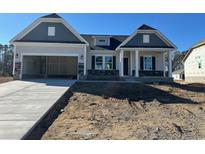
22 56 78 79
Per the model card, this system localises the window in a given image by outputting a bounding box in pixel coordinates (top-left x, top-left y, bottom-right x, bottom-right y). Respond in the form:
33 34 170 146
95 56 103 70
105 56 113 70
143 35 150 43
99 39 106 43
95 37 110 46
144 56 152 70
198 62 202 69
95 55 113 70
48 27 55 36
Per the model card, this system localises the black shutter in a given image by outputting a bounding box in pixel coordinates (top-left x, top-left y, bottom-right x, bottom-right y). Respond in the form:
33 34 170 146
152 56 156 70
113 56 116 70
92 56 95 69
140 56 144 70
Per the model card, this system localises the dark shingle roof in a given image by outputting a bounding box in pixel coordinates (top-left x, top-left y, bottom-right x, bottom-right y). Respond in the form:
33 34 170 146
138 24 156 30
41 13 62 18
81 34 128 50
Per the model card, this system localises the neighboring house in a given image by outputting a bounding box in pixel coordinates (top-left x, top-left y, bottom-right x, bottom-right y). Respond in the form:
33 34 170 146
183 40 205 83
10 14 177 81
172 69 184 80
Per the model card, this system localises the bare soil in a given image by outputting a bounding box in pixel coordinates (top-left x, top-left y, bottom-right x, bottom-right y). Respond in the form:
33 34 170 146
42 82 205 140
0 76 13 84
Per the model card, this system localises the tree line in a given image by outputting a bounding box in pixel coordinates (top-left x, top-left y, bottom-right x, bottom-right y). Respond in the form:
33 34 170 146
0 44 13 76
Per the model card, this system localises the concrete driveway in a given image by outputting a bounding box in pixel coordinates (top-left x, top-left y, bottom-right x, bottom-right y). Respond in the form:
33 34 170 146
0 79 75 139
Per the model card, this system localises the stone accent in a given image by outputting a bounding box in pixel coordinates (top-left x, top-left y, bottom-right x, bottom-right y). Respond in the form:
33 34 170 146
88 70 119 76
87 70 120 80
139 70 163 77
78 63 86 80
14 62 21 79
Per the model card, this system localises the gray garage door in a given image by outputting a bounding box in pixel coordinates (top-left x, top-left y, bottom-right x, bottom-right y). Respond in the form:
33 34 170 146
22 56 78 79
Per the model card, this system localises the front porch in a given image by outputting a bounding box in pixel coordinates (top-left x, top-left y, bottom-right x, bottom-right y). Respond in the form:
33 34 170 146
119 49 173 78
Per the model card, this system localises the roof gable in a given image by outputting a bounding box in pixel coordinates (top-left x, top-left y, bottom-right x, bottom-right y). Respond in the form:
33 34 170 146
116 24 177 50
122 32 174 48
10 14 88 45
183 41 205 62
138 24 156 30
18 22 83 43
82 35 128 50
41 13 62 18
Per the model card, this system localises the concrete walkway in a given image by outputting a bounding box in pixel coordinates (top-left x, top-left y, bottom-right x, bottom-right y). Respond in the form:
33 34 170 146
0 79 75 139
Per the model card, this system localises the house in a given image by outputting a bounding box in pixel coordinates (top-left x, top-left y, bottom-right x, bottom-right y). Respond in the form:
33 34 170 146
172 69 184 80
10 14 177 81
183 40 205 83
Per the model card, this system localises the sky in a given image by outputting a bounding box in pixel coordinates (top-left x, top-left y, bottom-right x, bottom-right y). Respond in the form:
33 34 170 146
1 13 205 51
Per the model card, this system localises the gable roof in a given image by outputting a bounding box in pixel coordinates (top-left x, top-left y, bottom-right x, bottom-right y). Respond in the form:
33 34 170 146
138 24 156 30
183 39 205 62
81 34 128 50
116 24 177 50
41 13 62 18
10 14 89 45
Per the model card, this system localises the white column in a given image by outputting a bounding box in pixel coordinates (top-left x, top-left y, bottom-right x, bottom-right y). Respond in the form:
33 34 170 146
135 50 139 77
163 52 166 77
130 51 132 76
84 46 87 76
119 49 124 76
168 50 172 77
12 45 16 75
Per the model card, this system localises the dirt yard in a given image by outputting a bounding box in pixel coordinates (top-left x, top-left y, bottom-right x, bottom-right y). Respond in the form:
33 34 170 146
0 76 13 84
42 82 205 140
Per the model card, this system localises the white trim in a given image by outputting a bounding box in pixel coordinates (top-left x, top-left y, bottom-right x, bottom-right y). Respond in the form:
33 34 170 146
119 49 124 76
119 47 173 51
12 45 16 75
135 50 139 77
130 51 132 76
163 52 166 77
84 46 87 76
10 17 89 45
168 50 173 77
116 29 177 50
12 42 87 48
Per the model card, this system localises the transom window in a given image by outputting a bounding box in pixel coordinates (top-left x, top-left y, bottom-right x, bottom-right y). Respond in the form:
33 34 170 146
48 27 55 36
95 37 110 46
143 35 150 43
95 55 113 70
144 56 152 70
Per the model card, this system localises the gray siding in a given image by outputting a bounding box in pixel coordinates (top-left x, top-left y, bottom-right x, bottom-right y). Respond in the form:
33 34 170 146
123 33 173 48
20 22 84 43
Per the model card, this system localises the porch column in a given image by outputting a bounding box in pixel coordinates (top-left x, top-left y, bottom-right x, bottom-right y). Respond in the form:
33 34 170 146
12 45 16 75
163 52 166 77
130 51 132 76
135 50 139 77
119 49 124 77
84 46 87 76
168 50 172 77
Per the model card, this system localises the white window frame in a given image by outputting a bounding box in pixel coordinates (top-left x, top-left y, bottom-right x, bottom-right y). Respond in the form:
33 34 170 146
95 55 113 70
144 56 152 70
48 27 55 36
143 34 150 43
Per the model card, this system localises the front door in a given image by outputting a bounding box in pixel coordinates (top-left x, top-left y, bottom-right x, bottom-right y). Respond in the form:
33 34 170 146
123 58 128 76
